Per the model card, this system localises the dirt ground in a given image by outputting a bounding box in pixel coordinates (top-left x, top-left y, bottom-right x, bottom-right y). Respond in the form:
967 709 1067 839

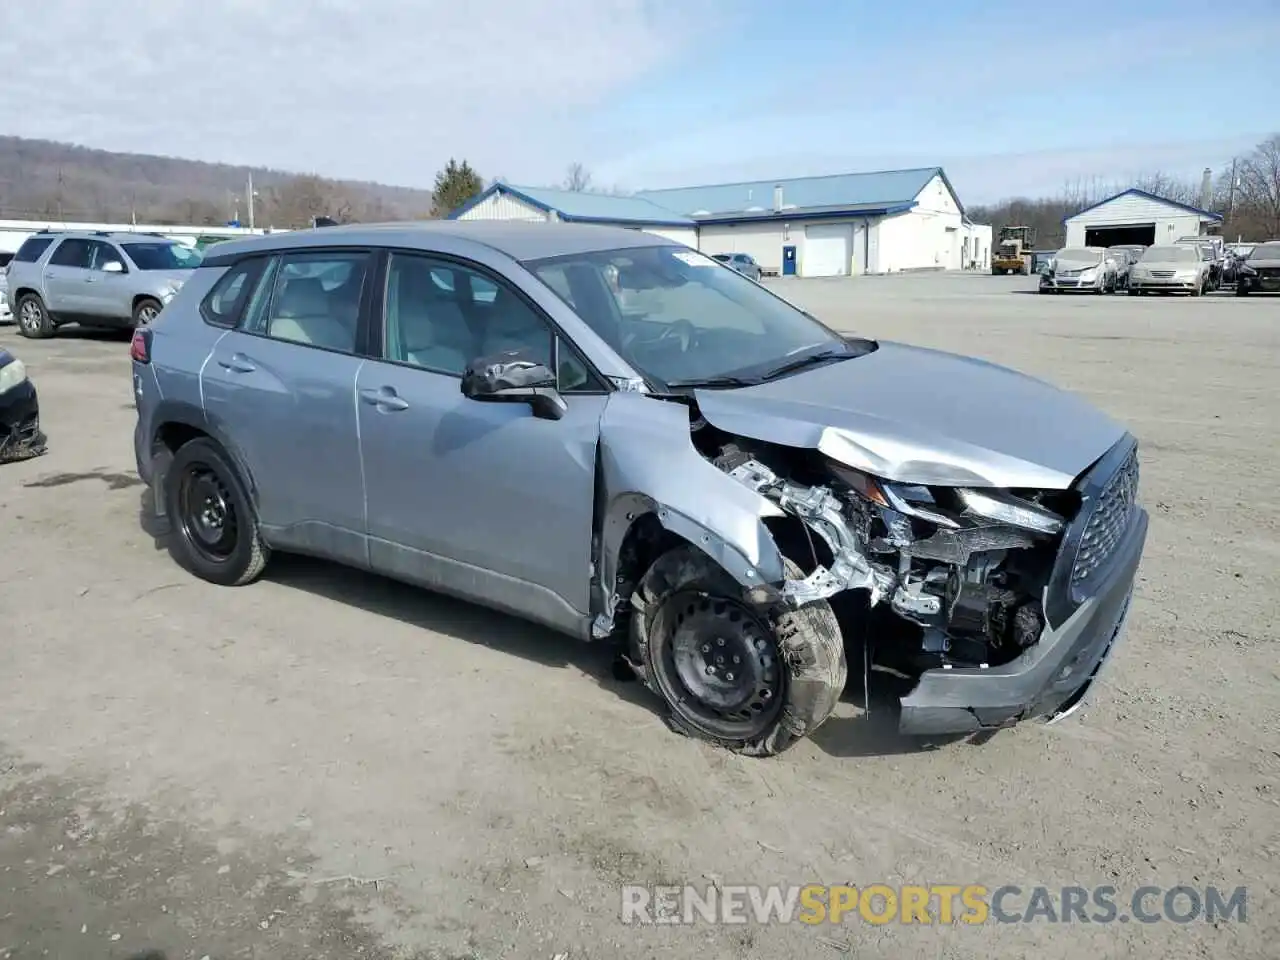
1 273 1276 959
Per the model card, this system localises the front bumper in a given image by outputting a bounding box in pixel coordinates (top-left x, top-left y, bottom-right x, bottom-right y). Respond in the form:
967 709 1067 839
0 378 47 460
1040 275 1102 291
899 437 1148 736
1238 274 1280 293
1129 276 1199 292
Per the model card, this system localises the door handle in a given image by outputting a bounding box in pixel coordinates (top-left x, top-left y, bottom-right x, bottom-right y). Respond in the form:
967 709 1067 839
359 387 409 411
217 354 256 373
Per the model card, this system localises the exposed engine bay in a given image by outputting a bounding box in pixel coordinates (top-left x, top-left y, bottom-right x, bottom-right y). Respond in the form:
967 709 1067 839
689 416 1080 674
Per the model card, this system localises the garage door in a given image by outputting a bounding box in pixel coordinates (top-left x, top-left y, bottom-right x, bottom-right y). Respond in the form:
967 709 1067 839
803 224 851 277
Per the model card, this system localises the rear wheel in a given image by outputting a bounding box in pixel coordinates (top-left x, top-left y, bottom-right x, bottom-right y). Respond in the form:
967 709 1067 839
1127 287 1140 296
133 297 163 327
629 545 846 756
16 294 54 339
164 438 269 586
1236 283 1250 296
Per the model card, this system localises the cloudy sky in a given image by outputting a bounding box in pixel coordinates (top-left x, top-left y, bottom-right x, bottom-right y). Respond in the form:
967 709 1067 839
0 0 1275 204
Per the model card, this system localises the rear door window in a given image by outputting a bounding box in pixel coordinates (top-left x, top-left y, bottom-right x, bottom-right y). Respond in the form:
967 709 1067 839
48 238 94 269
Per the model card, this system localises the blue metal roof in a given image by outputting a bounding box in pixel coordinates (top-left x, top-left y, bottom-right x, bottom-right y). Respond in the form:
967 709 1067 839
1063 188 1224 225
450 183 695 227
634 166 950 218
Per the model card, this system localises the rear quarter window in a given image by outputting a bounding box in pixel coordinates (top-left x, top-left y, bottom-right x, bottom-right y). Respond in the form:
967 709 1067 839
13 236 55 263
199 259 265 328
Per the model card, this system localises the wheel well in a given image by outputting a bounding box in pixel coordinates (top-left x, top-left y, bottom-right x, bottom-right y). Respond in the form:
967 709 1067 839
153 421 208 457
133 293 162 311
613 513 686 603
14 287 40 302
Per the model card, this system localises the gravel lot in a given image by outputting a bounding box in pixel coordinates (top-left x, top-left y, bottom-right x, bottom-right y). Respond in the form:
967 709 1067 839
1 273 1277 959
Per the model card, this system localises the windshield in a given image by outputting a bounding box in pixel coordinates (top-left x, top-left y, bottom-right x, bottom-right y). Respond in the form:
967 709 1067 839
1140 245 1198 263
1054 247 1103 264
122 242 203 271
525 245 851 387
1247 243 1280 261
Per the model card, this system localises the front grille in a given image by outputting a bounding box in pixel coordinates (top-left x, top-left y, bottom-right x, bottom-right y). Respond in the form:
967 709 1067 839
1072 446 1140 585
1150 270 1175 278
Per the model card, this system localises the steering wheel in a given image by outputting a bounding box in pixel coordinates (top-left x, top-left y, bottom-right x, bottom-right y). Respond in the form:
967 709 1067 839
654 318 696 352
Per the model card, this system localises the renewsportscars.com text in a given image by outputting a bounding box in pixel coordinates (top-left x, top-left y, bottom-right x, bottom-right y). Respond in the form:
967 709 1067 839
621 883 1248 926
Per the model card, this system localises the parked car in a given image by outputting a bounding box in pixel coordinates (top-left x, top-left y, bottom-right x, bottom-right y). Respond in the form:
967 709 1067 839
132 221 1147 755
0 252 13 322
1105 246 1137 289
5 230 204 338
1127 244 1211 295
1039 246 1119 293
0 347 46 461
1234 240 1280 295
710 253 762 281
1175 236 1224 289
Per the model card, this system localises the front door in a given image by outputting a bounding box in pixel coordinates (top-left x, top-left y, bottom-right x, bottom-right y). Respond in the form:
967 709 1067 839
356 250 604 634
200 248 373 566
81 240 133 320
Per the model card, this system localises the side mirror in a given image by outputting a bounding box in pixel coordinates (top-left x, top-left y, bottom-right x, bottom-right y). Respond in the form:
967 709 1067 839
460 352 566 421
101 260 125 273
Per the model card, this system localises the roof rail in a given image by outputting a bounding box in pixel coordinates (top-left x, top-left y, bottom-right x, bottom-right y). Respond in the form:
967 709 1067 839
94 230 112 236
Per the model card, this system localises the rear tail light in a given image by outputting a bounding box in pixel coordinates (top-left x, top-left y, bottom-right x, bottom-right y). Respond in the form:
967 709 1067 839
130 328 152 364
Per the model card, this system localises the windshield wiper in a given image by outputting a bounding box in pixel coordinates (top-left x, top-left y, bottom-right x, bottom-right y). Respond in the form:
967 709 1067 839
663 374 758 389
755 345 851 382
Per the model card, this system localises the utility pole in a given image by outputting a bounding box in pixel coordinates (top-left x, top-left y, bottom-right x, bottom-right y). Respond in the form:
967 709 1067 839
1225 157 1238 227
247 172 256 231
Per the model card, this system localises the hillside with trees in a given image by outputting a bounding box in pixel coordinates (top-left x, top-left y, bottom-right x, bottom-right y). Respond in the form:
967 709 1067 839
0 135 444 228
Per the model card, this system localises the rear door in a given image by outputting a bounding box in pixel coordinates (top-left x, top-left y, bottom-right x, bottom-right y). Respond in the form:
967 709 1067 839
43 238 95 313
200 248 374 566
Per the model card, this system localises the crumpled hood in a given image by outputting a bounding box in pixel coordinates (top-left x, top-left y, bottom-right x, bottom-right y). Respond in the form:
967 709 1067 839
693 340 1126 489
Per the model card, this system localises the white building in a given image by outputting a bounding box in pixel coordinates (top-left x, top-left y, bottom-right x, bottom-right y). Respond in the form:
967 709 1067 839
1062 189 1223 249
452 184 698 248
452 167 990 278
0 218 270 254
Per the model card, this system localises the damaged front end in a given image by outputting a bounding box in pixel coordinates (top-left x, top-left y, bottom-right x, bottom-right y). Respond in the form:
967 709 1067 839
699 425 1147 737
0 351 47 463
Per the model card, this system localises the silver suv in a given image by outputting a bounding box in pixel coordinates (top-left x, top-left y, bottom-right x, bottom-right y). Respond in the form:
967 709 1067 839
131 221 1147 756
5 230 203 338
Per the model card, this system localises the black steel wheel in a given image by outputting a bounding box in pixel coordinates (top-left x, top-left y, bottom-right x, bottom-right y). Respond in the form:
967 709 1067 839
657 591 785 736
629 545 846 756
163 437 268 586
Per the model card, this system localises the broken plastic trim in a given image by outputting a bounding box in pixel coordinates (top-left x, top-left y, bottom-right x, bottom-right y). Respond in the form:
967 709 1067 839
725 459 896 607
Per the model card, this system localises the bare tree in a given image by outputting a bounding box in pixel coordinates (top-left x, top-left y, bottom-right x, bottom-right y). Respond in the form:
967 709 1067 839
1132 172 1199 206
1236 134 1280 238
564 162 592 192
262 174 355 229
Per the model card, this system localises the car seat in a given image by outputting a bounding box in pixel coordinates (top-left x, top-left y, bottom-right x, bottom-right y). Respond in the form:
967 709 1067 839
269 276 352 351
392 262 478 373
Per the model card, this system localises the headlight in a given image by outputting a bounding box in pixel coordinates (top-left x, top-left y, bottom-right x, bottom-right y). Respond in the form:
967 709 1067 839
1079 268 1097 280
957 488 1064 535
1174 270 1198 280
0 358 28 394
